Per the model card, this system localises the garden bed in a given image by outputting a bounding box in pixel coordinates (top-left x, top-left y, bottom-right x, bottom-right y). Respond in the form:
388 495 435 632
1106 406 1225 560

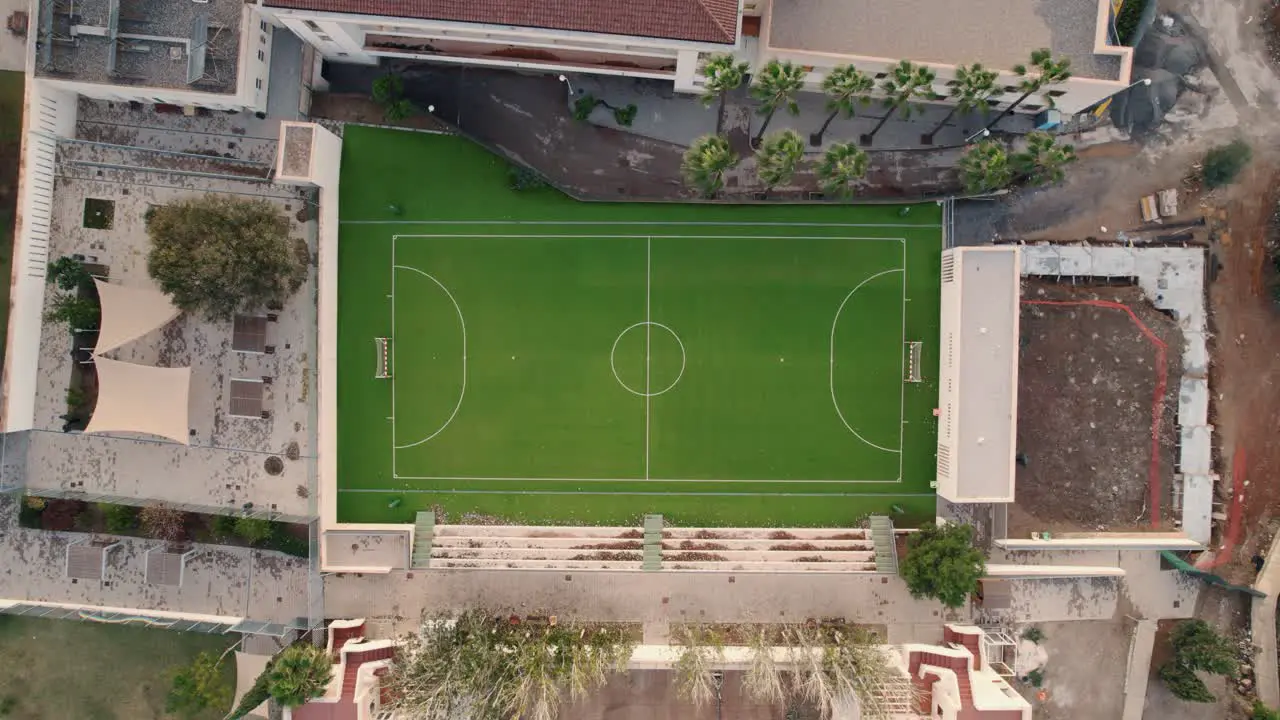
16 496 308 558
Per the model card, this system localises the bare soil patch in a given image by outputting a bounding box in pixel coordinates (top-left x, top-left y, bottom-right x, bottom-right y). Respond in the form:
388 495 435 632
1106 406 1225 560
1011 281 1183 535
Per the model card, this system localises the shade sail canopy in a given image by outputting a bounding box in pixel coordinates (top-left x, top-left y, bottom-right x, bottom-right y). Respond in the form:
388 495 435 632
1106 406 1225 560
93 279 182 354
84 358 191 444
233 652 271 719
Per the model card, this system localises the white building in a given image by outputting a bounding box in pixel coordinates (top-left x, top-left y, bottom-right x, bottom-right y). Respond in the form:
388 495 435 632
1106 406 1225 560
254 0 1134 116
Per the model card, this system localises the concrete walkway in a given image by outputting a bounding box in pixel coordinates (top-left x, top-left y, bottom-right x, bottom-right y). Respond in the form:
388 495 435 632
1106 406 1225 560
1122 619 1158 720
1253 530 1280 706
571 73 1039 153
318 64 979 201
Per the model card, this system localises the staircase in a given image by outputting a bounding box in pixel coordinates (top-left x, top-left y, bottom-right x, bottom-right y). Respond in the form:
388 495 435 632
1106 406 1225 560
643 514 663 571
411 511 435 568
869 515 898 574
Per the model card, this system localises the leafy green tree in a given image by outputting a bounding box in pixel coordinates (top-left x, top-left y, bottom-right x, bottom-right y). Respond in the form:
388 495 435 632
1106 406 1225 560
383 98 416 122
166 651 231 718
816 142 869 198
984 49 1071 131
267 644 334 708
147 196 306 321
43 293 100 330
754 129 805 196
372 74 404 105
925 63 999 144
1157 619 1237 703
811 65 873 146
681 135 739 198
700 53 750 131
862 60 939 145
1012 131 1076 186
1201 139 1252 188
46 256 93 292
900 522 985 608
958 140 1014 194
235 516 274 545
1170 620 1237 676
750 59 807 145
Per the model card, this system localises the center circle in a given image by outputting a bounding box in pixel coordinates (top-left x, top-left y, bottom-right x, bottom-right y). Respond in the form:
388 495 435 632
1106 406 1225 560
609 322 686 397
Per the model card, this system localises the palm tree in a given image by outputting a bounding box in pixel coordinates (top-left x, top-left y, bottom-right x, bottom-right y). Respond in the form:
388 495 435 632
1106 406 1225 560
811 65 873 146
861 60 939 146
681 135 739 198
699 53 750 133
266 644 334 708
983 49 1071 131
817 142 869 198
923 63 999 145
1013 131 1076 186
958 139 1013 194
750 59 807 146
754 129 805 197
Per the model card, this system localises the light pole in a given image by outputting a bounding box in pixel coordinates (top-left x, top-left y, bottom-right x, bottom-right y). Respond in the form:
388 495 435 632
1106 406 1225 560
557 74 576 98
964 128 990 144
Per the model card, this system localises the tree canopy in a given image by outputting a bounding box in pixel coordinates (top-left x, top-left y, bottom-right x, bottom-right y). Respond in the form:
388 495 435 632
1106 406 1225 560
1158 619 1237 703
166 651 231 718
146 196 307 321
267 644 334 708
681 135 739 198
900 522 985 608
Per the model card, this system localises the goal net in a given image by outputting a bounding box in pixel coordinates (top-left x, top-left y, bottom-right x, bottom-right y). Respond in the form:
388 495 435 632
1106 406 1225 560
905 341 922 383
375 338 392 379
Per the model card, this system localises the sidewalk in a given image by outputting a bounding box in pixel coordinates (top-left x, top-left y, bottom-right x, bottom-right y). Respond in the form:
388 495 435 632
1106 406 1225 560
319 63 985 201
571 73 1040 152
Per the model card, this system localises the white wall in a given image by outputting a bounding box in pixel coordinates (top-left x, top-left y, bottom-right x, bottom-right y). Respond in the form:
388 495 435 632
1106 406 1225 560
3 81 77 432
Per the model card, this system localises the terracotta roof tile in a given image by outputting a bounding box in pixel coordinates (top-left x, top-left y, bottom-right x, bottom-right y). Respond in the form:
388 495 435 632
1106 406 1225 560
264 0 740 44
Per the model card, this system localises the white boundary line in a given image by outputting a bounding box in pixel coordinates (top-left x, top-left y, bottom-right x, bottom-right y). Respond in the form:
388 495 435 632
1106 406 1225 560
391 262 469 450
829 266 906 456
645 236 652 482
340 488 934 497
389 237 396 479
381 475 901 483
387 230 915 486
349 220 942 228
898 239 908 481
608 322 686 396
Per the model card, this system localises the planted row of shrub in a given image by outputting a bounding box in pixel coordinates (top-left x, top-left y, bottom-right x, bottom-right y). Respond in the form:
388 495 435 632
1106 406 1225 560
17 496 308 558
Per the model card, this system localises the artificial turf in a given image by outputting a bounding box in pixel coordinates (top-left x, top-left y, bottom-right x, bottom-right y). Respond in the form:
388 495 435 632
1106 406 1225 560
336 126 942 527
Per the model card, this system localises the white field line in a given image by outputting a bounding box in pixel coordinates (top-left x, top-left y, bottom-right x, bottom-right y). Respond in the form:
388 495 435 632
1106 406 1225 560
390 236 397 478
350 220 942 228
381 475 903 484
645 236 651 482
898 239 908 480
829 267 906 455
393 234 907 241
341 488 928 497
392 264 468 450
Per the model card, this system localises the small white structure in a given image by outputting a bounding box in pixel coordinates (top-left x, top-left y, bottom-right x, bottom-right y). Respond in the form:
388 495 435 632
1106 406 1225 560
84 358 192 444
935 247 1020 504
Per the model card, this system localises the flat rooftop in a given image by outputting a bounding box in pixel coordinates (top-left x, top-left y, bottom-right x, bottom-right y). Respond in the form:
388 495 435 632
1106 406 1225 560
946 247 1019 502
767 0 1123 81
34 0 243 93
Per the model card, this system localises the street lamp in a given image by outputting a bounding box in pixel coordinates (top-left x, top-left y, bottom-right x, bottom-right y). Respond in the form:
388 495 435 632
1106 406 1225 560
964 128 990 144
711 671 724 720
557 74 576 97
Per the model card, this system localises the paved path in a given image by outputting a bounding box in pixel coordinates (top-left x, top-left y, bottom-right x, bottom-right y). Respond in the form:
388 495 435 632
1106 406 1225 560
1121 619 1158 720
1253 530 1280 706
318 64 973 201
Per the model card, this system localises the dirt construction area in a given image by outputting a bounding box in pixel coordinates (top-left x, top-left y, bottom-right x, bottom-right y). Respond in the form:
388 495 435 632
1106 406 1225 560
1016 620 1130 720
1011 281 1184 536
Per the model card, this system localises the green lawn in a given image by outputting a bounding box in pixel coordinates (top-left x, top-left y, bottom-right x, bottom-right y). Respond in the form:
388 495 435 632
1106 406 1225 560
0 615 236 720
337 126 941 527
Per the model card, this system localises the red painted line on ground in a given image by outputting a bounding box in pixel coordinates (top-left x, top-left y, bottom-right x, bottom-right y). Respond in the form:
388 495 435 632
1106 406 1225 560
1022 299 1168 527
1197 446 1246 569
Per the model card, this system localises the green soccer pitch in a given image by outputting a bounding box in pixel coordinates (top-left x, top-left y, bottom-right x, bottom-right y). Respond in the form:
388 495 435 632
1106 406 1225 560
336 126 942 527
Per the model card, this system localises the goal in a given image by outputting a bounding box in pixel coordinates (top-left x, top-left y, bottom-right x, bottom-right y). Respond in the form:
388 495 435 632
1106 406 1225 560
374 337 392 379
905 341 922 383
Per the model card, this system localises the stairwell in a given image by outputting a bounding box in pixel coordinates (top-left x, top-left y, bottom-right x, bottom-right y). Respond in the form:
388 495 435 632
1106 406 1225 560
869 515 897 574
411 511 434 568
